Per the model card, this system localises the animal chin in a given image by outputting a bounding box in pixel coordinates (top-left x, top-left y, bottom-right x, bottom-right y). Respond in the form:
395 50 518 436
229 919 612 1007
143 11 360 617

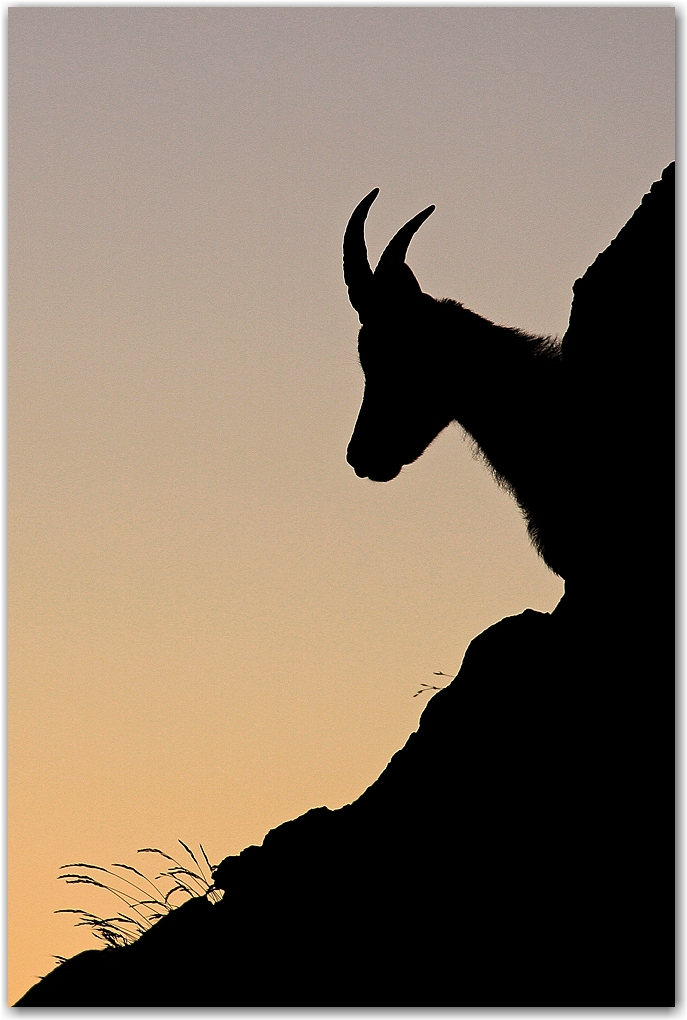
367 464 402 482
349 457 402 482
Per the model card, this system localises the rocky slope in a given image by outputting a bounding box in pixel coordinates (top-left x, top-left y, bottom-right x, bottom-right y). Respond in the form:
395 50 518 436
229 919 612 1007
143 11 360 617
17 589 673 1006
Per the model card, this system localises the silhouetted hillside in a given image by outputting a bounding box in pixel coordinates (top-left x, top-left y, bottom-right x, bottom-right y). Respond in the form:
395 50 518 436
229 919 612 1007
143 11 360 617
17 588 673 1005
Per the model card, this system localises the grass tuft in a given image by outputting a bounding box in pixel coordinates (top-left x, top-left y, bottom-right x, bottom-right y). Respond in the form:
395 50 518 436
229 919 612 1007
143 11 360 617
56 841 224 950
414 670 452 697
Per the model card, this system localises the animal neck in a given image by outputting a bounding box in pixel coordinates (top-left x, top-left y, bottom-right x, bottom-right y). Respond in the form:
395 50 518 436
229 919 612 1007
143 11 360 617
435 300 560 448
430 298 564 573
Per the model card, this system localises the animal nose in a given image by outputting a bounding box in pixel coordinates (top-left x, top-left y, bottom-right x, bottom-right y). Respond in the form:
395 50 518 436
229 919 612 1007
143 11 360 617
347 444 402 483
346 443 369 478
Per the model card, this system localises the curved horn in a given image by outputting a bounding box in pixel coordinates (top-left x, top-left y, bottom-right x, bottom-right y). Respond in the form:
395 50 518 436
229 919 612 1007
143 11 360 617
343 188 379 315
375 204 435 275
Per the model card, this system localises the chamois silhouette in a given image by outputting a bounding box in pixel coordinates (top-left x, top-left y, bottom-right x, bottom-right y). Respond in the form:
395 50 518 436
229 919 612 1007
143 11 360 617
345 164 674 592
16 165 674 1007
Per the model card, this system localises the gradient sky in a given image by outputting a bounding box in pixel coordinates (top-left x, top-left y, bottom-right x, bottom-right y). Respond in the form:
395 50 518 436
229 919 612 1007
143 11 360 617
8 6 674 1003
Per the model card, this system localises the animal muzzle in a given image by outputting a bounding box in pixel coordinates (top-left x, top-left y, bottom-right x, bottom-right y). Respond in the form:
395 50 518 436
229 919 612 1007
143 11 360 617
346 435 403 482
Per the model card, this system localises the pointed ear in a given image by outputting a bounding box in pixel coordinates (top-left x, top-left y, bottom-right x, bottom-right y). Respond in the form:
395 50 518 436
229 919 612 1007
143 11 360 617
373 203 434 304
374 260 424 297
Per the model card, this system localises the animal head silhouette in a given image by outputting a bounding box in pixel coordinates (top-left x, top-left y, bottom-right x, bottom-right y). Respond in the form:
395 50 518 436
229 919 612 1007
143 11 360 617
343 190 453 482
343 165 674 586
